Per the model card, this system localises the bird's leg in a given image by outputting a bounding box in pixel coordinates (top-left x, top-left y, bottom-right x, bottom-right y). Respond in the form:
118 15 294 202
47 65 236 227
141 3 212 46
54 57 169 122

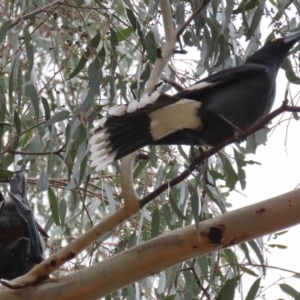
174 38 188 54
187 131 196 160
187 132 203 170
218 114 244 140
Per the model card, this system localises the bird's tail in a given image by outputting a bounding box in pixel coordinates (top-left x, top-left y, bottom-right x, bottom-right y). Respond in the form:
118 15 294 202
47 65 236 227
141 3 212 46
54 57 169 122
89 115 153 171
89 92 202 170
89 91 165 170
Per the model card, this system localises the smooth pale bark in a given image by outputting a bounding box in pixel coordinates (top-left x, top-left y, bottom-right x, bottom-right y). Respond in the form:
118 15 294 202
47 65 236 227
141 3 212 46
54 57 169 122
143 0 176 94
1 188 300 300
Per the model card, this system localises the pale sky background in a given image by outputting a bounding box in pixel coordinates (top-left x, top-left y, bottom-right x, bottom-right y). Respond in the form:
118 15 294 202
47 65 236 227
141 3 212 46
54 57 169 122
229 67 300 298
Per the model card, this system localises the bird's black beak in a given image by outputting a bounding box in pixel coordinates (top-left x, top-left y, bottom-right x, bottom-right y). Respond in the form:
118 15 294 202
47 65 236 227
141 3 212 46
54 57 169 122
283 32 300 44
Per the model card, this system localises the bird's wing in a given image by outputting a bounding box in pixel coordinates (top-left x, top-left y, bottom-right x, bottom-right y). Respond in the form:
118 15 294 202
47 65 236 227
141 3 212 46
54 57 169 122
9 173 44 263
93 64 267 130
176 63 267 99
89 64 267 170
103 92 181 124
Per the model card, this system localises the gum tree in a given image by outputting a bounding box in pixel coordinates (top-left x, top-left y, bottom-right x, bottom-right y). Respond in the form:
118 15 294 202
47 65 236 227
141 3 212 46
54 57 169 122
0 0 300 299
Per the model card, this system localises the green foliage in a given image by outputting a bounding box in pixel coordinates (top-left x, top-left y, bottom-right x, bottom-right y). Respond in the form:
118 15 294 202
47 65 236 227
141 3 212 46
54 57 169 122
0 0 299 299
245 277 261 300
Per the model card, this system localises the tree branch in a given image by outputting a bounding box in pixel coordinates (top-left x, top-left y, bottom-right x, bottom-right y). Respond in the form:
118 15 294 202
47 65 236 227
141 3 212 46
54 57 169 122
176 0 212 37
9 0 65 29
144 0 211 94
161 75 184 91
0 122 14 127
143 0 177 94
9 147 64 156
2 188 300 298
120 152 140 205
0 134 17 156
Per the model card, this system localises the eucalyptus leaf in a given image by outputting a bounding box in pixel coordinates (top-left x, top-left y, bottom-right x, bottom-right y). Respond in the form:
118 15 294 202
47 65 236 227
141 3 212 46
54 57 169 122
73 62 103 118
36 170 49 192
0 20 12 44
246 0 265 40
245 277 261 300
69 32 101 79
48 187 60 226
279 283 299 297
248 240 265 265
216 277 238 300
151 209 160 238
26 84 40 120
42 111 70 130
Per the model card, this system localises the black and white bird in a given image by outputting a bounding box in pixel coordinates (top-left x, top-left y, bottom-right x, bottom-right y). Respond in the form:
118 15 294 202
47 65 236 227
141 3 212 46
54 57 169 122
90 32 300 171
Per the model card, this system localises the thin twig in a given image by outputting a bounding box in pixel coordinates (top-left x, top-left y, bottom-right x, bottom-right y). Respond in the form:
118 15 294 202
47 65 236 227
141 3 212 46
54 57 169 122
10 0 65 29
176 0 212 37
0 122 14 127
0 134 17 156
161 75 184 91
9 147 64 156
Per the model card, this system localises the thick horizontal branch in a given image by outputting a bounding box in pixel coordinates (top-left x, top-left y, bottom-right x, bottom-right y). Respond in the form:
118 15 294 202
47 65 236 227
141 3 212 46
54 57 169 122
0 122 14 127
2 188 300 299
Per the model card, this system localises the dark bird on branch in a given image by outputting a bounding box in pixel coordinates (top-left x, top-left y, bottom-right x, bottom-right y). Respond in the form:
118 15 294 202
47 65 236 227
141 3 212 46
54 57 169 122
0 171 45 280
90 32 300 171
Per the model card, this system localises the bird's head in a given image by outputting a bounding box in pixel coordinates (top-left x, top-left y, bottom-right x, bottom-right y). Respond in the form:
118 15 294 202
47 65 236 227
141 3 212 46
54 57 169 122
246 32 300 67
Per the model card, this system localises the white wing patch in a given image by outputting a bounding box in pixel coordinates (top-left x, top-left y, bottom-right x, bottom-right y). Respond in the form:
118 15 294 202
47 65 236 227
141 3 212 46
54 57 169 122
138 91 161 108
98 117 108 127
127 99 139 113
127 91 161 113
149 99 202 141
184 81 217 91
95 91 162 131
90 153 116 172
89 130 109 146
108 105 127 116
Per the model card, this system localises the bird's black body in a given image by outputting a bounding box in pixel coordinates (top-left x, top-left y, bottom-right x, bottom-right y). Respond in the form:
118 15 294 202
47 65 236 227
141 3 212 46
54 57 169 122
0 172 44 280
159 64 273 146
90 32 300 170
